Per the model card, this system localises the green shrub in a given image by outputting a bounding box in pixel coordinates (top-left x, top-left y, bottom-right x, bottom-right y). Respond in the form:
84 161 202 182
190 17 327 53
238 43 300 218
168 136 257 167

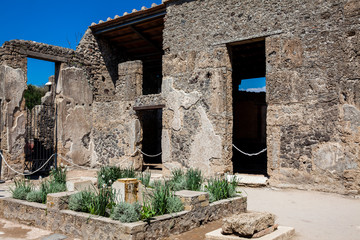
205 177 238 203
10 179 33 200
137 170 151 187
98 166 136 187
26 190 42 202
166 195 184 213
111 202 142 223
185 168 203 191
69 191 94 213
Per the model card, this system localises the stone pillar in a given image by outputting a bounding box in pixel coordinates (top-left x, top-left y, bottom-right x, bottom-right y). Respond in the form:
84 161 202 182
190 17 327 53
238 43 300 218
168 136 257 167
0 65 27 179
117 60 142 100
112 178 139 204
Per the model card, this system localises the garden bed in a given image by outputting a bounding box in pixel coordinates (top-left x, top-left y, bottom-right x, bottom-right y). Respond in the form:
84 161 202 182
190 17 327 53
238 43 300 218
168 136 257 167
0 194 247 240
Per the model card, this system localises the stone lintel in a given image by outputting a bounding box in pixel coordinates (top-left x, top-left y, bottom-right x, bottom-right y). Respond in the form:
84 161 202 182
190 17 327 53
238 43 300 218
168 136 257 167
25 50 67 62
134 94 164 110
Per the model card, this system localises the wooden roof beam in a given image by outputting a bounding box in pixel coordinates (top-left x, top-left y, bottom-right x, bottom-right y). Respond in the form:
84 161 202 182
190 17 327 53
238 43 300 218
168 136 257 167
129 26 162 53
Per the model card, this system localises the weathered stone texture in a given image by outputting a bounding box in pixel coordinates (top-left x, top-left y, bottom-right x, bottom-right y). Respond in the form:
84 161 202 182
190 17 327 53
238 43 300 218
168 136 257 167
0 65 27 178
163 0 360 193
162 47 233 177
56 67 94 167
222 212 275 237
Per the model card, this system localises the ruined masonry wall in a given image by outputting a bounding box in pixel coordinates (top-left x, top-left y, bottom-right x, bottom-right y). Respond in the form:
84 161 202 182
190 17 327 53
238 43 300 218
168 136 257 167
163 0 360 193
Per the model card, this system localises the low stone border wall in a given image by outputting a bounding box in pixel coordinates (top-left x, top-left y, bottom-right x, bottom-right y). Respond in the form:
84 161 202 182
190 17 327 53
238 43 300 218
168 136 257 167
0 195 247 240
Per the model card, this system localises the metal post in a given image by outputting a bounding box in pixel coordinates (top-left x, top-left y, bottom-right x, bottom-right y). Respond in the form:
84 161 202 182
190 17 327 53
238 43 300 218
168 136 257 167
0 150 5 183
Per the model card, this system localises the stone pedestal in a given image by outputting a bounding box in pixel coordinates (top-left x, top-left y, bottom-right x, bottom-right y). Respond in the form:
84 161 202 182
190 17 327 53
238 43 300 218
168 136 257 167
112 178 139 204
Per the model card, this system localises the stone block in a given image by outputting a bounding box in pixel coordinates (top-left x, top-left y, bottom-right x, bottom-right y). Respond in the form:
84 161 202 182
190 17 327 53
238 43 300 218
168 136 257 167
66 179 95 192
46 191 78 211
175 190 209 211
112 178 139 204
205 226 295 240
222 212 275 237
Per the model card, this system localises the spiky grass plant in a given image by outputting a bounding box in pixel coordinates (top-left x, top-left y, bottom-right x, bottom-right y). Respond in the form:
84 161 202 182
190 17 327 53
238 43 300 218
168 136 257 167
205 176 239 202
185 168 203 191
98 166 136 187
10 179 33 200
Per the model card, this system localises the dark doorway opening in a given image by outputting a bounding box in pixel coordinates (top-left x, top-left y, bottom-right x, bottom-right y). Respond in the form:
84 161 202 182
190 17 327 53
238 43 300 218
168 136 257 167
140 108 162 169
143 57 162 95
229 40 267 175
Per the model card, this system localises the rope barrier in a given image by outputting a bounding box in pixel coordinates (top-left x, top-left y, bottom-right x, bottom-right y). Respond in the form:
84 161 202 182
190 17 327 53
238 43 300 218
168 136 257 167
0 151 55 176
232 144 267 156
56 154 93 170
137 148 162 158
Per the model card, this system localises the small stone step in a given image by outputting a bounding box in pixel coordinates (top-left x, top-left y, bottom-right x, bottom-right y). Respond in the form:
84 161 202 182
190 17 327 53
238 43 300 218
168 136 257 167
205 226 295 240
228 174 268 187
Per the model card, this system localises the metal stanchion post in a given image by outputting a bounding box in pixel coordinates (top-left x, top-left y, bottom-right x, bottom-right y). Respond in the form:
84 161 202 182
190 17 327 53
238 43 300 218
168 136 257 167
0 150 5 183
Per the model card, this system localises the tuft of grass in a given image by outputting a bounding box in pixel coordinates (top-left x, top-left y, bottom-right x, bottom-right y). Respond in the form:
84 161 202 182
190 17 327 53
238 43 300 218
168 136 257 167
69 191 95 213
185 168 203 191
149 180 184 216
98 166 136 188
89 186 116 217
168 168 203 191
10 179 33 200
205 176 238 203
50 165 67 185
111 202 142 223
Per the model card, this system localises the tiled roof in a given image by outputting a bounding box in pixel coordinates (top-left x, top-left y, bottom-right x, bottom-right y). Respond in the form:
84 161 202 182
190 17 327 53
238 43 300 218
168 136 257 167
90 1 170 27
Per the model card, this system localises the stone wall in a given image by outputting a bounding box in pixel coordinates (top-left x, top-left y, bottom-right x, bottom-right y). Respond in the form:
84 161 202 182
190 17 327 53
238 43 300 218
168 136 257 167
163 0 360 193
0 195 247 240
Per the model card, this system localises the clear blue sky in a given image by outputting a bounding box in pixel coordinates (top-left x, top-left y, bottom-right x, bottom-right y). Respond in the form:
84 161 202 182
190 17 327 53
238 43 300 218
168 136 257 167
1 0 162 86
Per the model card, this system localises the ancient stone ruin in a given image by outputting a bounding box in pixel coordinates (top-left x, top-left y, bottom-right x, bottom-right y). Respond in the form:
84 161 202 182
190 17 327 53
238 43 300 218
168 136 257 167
0 0 359 195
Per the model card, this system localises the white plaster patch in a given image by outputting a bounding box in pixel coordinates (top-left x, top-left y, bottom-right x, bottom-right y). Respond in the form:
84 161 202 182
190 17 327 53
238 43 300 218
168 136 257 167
164 77 201 131
189 106 222 176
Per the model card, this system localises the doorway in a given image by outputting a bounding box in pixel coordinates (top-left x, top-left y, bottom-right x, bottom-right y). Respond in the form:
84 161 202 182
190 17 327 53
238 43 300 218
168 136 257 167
229 40 267 175
140 108 162 170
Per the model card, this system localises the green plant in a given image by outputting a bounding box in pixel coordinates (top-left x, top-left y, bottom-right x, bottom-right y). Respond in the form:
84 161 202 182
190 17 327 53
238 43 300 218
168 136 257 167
69 191 95 213
205 176 238 203
149 180 184 216
98 166 136 187
50 165 67 185
10 179 33 200
169 169 186 191
185 168 203 191
141 201 156 223
111 202 142 223
26 190 42 202
36 180 67 204
166 195 184 213
89 186 116 217
137 170 151 187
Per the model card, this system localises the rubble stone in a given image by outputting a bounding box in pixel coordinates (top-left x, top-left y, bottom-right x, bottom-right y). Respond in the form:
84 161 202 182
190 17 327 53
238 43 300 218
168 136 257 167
222 212 275 237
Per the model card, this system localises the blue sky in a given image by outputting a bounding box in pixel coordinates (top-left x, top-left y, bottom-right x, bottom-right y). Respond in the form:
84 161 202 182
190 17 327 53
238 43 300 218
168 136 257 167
1 0 266 91
1 0 162 86
239 77 266 92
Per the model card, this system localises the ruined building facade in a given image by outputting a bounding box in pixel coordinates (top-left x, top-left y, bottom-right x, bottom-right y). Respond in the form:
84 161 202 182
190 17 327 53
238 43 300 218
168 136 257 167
0 0 359 194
